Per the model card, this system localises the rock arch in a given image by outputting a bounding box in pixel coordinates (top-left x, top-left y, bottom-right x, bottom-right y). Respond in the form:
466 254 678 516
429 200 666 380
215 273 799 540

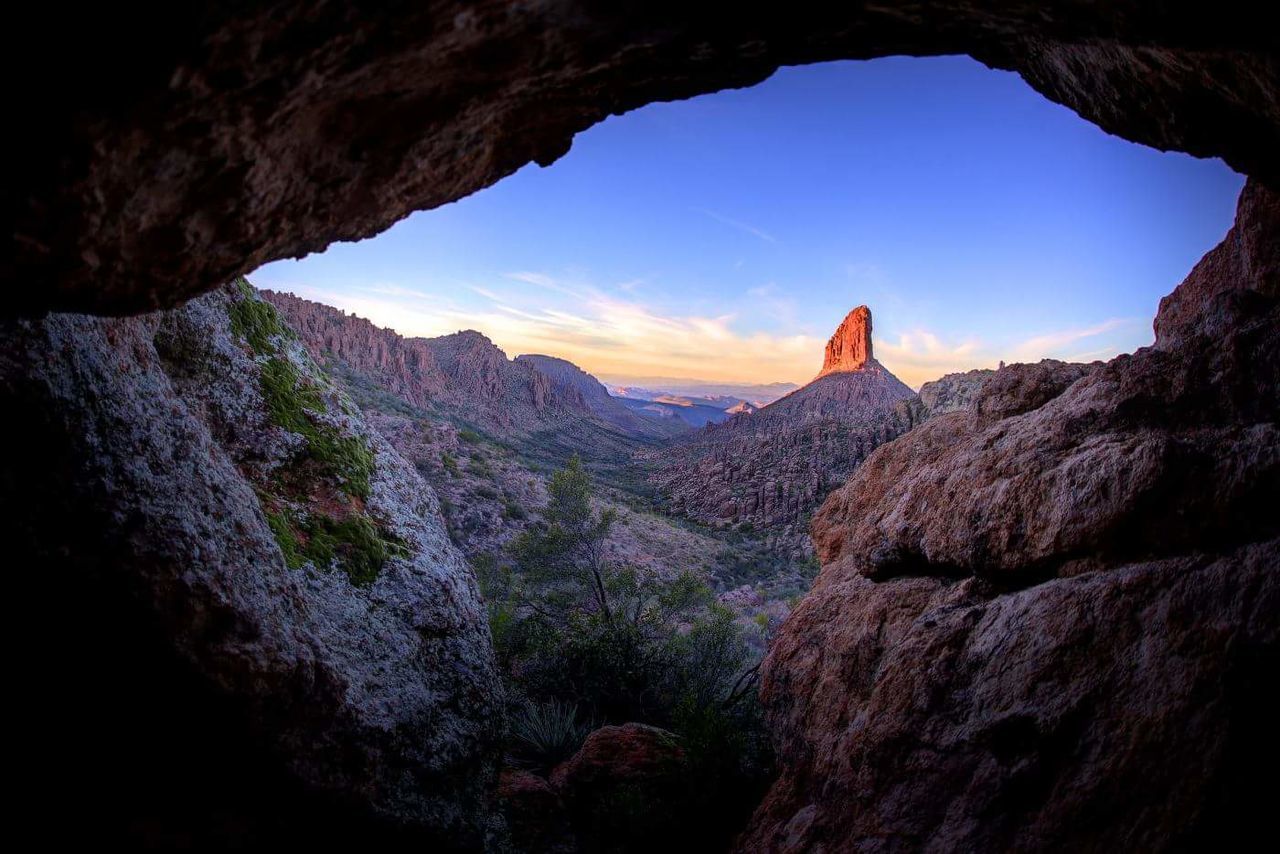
4 2 1278 314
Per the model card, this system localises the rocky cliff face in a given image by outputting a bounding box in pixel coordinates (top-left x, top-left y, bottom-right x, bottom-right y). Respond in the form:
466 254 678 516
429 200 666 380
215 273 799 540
263 289 591 434
651 307 916 552
743 180 1280 851
817 305 873 376
2 283 503 846
917 367 997 415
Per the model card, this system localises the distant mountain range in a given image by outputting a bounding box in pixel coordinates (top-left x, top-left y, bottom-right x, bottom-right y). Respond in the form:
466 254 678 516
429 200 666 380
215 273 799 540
605 380 798 408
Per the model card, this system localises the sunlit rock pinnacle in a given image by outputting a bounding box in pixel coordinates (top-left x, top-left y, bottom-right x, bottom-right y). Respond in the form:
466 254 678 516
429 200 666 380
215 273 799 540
818 305 873 376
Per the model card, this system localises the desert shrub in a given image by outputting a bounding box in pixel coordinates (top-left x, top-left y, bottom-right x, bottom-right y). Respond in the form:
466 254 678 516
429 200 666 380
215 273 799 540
441 451 461 478
510 699 593 774
458 428 484 444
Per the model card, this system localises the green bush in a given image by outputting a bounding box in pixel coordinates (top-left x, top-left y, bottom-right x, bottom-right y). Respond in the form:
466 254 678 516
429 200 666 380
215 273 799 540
483 455 775 849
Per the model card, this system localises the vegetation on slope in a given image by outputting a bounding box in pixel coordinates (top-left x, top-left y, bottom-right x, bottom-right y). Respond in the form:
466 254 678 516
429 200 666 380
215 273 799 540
228 279 401 586
481 456 775 849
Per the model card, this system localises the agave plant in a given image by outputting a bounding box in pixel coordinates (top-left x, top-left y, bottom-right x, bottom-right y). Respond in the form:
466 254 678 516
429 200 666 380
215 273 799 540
510 698 593 774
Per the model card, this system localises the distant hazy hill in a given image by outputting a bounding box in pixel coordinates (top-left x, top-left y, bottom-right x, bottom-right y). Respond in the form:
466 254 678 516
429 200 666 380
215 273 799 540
607 380 798 408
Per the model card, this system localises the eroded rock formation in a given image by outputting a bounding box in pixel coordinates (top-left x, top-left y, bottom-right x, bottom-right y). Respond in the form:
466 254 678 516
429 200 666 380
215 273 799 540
818 306 873 376
652 307 916 552
6 3 1279 315
744 180 1280 851
2 284 503 847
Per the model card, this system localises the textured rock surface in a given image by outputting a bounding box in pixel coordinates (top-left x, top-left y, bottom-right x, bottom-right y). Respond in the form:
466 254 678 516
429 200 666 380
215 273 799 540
2 285 503 846
498 769 576 854
264 289 584 432
550 724 690 850
818 306 873 376
7 2 1280 314
917 367 996 415
744 180 1280 851
652 307 916 552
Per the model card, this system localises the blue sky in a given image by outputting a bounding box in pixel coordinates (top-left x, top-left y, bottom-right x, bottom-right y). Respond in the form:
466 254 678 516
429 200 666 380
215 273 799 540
252 56 1243 388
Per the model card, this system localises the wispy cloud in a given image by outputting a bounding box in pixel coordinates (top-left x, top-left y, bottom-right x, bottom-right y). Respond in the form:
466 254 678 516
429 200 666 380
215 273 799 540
693 208 778 244
875 317 1147 388
1006 318 1135 362
272 277 1147 390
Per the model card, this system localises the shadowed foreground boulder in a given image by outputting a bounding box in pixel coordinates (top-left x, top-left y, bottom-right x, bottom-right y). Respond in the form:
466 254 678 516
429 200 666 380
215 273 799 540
743 180 1280 851
1 285 503 847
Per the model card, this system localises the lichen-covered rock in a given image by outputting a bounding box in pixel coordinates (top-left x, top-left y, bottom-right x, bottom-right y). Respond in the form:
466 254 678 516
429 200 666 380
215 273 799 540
746 180 1280 851
7 3 1280 315
1 283 503 847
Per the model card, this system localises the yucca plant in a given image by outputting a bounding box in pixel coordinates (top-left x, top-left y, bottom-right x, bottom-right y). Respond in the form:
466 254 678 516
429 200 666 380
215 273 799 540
510 698 592 774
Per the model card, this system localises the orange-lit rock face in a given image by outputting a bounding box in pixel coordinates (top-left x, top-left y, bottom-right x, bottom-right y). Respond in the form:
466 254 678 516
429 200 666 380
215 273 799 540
818 305 873 376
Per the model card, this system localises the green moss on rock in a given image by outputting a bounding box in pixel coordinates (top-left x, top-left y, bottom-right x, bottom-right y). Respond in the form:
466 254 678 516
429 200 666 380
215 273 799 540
266 506 407 587
229 277 293 354
258 356 375 499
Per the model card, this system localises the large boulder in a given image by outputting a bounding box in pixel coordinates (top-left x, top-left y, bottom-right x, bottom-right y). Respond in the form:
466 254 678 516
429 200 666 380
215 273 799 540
1 284 503 847
743 180 1280 851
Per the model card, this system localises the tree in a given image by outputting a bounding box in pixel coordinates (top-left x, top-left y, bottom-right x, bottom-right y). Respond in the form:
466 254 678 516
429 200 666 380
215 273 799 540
511 454 618 622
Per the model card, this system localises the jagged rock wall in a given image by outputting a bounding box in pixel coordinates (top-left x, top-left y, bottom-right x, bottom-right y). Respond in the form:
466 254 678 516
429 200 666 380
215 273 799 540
5 2 1279 315
1 285 503 847
743 180 1280 851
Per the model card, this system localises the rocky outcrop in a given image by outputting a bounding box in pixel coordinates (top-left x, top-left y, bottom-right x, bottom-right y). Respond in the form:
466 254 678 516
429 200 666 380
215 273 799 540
744 180 1280 851
264 289 590 433
2 283 503 847
8 3 1280 315
652 307 916 551
917 367 996 415
818 306 873 376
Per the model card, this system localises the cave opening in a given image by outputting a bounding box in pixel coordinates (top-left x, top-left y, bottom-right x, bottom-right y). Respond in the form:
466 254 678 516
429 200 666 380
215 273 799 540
4 12 1277 852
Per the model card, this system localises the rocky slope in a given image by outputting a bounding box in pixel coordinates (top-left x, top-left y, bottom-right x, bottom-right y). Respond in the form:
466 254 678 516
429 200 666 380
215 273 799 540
2 281 503 846
263 290 591 432
263 290 681 473
917 366 997 415
650 307 917 553
743 179 1280 851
